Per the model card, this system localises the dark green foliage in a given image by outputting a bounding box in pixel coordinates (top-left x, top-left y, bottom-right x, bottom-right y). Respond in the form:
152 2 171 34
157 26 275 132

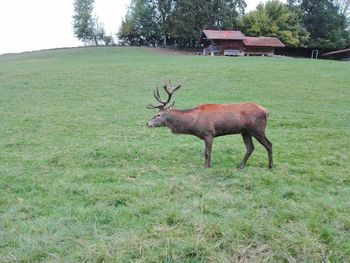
239 0 309 47
121 0 349 48
155 0 174 46
288 0 350 48
118 0 160 46
169 0 246 45
118 12 140 45
239 0 349 48
118 0 246 46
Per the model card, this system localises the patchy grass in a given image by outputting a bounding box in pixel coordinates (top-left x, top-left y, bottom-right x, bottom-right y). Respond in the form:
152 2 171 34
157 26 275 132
0 47 349 262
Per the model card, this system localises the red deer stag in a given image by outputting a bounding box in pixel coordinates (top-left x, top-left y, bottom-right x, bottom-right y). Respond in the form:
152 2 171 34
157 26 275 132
146 81 273 169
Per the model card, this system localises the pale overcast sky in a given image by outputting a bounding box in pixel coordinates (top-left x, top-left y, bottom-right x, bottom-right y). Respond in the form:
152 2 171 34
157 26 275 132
0 0 266 55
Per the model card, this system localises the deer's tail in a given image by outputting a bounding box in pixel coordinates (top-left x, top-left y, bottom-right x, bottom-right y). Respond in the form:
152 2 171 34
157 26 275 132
257 105 269 119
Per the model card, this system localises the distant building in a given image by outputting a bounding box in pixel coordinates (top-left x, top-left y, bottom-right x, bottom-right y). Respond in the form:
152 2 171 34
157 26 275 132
201 30 285 56
321 48 350 61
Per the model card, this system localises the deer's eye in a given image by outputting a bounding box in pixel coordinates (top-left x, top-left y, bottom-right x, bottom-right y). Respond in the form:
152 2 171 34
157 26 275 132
156 113 161 117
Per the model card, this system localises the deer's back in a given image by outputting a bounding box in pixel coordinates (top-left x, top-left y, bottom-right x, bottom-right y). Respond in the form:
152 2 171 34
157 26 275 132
192 103 268 136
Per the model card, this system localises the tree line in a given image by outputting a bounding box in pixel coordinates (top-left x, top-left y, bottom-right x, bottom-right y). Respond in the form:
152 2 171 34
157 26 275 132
118 0 246 47
73 0 350 49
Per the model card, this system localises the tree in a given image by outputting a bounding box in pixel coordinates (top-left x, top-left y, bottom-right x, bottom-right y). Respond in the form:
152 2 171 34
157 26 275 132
152 0 175 46
118 12 139 45
335 0 350 35
73 0 110 45
335 0 350 18
287 0 349 48
238 0 309 47
170 0 246 44
118 0 247 47
168 0 199 45
118 0 160 46
165 0 246 46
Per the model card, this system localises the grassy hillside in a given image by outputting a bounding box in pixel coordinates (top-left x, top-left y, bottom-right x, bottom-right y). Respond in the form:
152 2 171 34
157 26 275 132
0 47 349 262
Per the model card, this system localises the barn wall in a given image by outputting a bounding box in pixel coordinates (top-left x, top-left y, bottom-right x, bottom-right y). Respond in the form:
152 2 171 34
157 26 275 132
216 40 244 52
203 40 244 52
245 47 275 55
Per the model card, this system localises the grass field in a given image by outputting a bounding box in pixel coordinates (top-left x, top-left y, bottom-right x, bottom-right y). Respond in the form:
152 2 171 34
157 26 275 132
0 47 349 262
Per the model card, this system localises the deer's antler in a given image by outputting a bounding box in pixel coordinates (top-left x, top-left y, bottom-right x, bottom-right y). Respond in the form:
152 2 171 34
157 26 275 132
146 81 182 110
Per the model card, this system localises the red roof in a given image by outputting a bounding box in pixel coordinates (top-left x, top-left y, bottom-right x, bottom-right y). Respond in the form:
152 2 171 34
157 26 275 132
243 37 285 47
201 30 285 47
202 30 245 40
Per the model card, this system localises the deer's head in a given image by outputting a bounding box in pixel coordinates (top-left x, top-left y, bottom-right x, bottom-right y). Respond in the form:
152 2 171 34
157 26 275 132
146 81 182 128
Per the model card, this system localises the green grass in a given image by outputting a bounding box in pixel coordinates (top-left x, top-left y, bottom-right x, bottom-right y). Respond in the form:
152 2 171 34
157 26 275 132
0 47 349 262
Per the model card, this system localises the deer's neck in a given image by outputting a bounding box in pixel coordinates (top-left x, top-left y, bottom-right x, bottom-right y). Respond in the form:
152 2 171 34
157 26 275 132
165 109 195 134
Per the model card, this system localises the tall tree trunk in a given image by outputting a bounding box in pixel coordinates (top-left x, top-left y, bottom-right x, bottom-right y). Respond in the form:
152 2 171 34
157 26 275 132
93 34 99 46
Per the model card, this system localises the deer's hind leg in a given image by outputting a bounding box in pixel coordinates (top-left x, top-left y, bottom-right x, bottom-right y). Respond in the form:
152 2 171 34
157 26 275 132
252 131 273 169
239 132 255 169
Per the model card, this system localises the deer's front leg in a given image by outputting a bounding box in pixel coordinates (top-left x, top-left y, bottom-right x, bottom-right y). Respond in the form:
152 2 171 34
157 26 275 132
204 136 213 168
